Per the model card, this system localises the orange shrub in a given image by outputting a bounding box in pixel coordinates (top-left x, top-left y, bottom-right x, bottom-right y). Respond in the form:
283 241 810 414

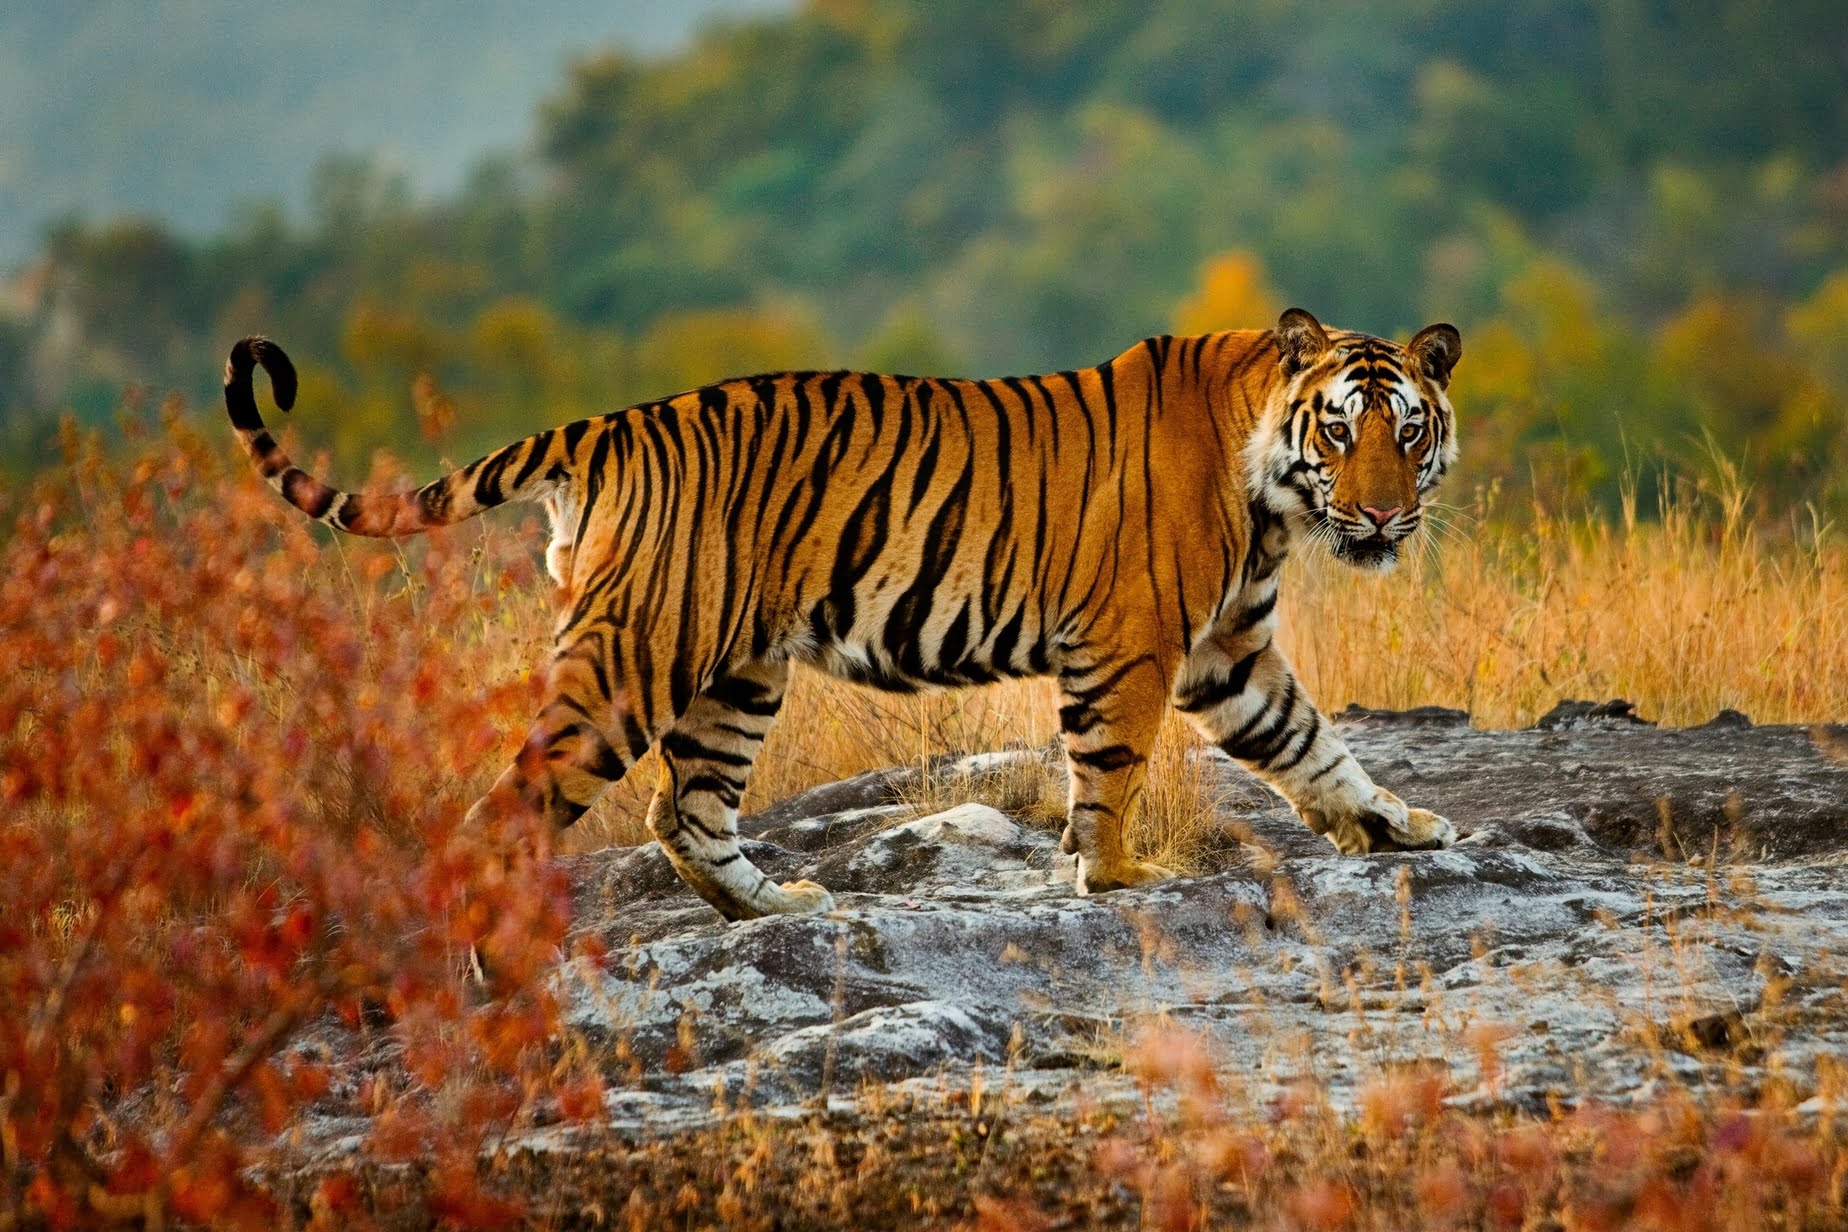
0 410 586 1226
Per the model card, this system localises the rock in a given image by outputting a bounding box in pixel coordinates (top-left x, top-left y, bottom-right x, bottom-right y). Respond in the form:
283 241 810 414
1809 725 1848 763
810 802 1057 895
552 710 1848 1129
1332 703 1470 728
739 766 914 836
290 707 1848 1156
1532 698 1655 730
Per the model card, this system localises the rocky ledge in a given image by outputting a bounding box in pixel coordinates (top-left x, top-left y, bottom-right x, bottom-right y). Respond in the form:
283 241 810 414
498 702 1848 1141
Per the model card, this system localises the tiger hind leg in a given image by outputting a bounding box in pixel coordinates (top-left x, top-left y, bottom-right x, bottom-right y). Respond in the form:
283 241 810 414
647 659 834 921
466 626 655 832
1056 652 1176 894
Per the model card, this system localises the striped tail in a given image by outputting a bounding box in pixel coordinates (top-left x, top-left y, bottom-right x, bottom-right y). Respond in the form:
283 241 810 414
224 336 571 537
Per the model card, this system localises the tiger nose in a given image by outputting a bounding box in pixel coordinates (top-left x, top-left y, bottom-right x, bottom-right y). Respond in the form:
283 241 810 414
1360 505 1402 528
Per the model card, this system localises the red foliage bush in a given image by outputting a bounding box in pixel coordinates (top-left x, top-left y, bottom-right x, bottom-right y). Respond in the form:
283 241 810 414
1 409 585 1225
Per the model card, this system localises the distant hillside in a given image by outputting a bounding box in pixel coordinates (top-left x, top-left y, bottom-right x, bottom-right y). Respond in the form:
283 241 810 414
6 0 1847 513
0 0 790 266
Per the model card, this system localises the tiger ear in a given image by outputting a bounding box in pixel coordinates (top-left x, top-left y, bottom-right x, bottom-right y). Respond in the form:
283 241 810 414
1276 308 1331 376
1408 323 1462 388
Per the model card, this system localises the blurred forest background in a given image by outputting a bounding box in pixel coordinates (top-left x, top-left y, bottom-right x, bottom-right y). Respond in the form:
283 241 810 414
4 0 1847 517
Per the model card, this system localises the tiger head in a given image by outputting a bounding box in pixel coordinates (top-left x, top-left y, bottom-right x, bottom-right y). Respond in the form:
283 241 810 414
1249 307 1462 571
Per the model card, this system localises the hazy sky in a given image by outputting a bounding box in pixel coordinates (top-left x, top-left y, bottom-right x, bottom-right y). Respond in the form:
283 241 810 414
0 0 794 266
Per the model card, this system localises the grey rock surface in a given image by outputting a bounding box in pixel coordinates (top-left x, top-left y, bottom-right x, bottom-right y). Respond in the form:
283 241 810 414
544 705 1848 1134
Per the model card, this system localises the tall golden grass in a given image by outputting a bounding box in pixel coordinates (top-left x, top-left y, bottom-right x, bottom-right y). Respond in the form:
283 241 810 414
1288 484 1846 729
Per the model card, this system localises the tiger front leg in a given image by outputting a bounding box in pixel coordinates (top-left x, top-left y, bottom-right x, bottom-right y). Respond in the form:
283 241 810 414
1057 653 1176 894
1176 635 1455 855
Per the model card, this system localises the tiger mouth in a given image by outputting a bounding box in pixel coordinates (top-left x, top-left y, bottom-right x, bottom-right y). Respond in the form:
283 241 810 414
1330 531 1400 568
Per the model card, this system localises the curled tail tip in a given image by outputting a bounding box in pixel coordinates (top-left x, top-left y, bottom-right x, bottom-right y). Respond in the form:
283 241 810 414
226 335 298 412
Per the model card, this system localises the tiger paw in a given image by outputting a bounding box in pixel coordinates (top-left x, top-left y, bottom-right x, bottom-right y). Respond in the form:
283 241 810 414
1074 856 1175 895
717 877 838 921
1307 793 1456 854
772 879 837 914
1395 807 1457 850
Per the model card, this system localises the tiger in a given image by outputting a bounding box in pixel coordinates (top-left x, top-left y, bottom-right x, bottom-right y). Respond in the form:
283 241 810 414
224 307 1462 921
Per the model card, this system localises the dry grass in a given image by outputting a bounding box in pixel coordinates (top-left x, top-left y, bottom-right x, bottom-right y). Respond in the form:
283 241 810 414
281 1073 1848 1230
1288 485 1848 728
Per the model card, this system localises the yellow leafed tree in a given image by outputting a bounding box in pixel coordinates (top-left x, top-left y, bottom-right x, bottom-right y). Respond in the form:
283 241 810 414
1173 251 1281 335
